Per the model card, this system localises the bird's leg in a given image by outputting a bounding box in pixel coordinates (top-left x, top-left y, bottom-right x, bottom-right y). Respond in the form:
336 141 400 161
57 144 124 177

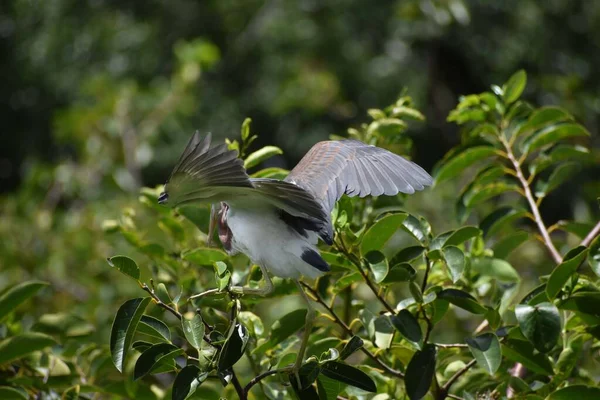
291 279 316 388
188 264 274 301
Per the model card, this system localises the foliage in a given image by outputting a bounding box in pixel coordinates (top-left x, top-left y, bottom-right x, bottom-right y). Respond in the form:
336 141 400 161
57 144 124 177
1 69 599 400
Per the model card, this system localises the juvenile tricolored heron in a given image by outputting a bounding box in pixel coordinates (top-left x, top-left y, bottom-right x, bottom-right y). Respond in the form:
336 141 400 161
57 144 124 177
158 132 432 377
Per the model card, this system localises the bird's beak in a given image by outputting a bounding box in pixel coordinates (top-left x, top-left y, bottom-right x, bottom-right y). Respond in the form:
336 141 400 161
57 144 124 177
207 203 218 247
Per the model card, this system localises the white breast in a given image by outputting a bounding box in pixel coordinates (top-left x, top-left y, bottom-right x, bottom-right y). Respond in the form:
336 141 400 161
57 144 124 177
225 205 322 279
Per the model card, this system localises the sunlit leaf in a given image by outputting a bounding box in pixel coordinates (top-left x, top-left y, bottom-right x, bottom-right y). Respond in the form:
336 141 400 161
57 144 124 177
546 246 588 299
373 315 394 349
182 314 205 350
0 333 56 366
244 146 283 169
405 344 436 400
317 375 345 400
515 302 560 353
401 214 428 244
434 146 498 184
466 333 501 375
360 213 408 255
364 250 388 283
110 297 151 372
442 246 465 283
521 123 589 155
503 70 526 104
0 281 49 322
321 361 376 392
471 257 520 282
368 118 407 137
183 248 228 265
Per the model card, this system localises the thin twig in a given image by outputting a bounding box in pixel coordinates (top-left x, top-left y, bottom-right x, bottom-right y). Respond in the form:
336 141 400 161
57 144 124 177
435 343 468 349
441 359 477 395
500 136 562 264
581 220 600 247
243 369 281 396
141 283 182 320
231 371 246 400
301 282 404 378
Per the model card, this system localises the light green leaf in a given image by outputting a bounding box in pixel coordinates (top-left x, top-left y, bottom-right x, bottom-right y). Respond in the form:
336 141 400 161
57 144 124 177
244 146 283 169
182 314 205 350
321 361 376 392
503 70 526 104
471 257 520 282
368 118 407 136
365 250 388 283
0 281 49 322
521 123 590 155
373 315 394 349
442 246 465 283
464 182 520 208
515 302 560 353
546 246 589 299
110 297 151 372
466 333 501 375
444 226 482 247
360 213 408 255
435 146 498 184
0 333 56 366
546 385 600 400
405 344 437 400
529 145 593 176
401 214 428 243
183 248 228 265
333 272 362 293
317 375 346 400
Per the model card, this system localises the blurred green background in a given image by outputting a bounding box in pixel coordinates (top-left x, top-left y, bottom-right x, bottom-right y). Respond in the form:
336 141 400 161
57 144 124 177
1 0 599 393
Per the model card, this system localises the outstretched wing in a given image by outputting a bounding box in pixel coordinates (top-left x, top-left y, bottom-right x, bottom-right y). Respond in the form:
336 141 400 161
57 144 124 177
285 140 433 238
159 132 254 206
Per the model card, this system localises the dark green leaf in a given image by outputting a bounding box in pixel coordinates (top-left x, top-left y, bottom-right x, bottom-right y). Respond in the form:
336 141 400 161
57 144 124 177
182 248 228 265
140 315 171 342
0 281 49 322
503 70 526 104
0 333 56 366
317 375 345 400
535 162 580 198
182 314 205 350
466 333 501 375
409 281 423 303
391 246 426 263
437 289 486 314
480 207 528 237
501 340 553 375
444 226 482 247
382 263 416 283
0 387 27 400
218 323 249 371
107 255 141 281
520 106 573 137
559 291 600 317
134 343 182 380
405 344 436 400
401 214 428 243
589 234 600 277
292 360 321 390
546 385 600 400
529 145 593 176
430 231 453 251
364 250 388 283
521 284 549 306
515 302 560 353
554 220 596 239
442 246 465 283
254 309 307 354
178 205 211 232
244 146 283 169
307 338 342 360
340 336 363 360
360 213 408 255
471 257 520 282
434 146 498 184
521 123 590 155
321 361 376 392
492 231 529 259
172 365 208 400
464 182 520 208
390 310 422 344
546 246 589 299
290 373 320 400
132 340 153 352
110 297 151 372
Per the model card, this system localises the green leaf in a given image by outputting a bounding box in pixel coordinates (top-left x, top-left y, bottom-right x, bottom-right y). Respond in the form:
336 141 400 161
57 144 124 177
321 252 355 271
360 213 408 255
546 246 589 299
317 375 346 400
333 272 362 293
471 257 520 282
254 309 307 354
110 297 151 372
364 250 388 283
464 182 520 208
156 283 172 305
554 220 596 239
535 162 580 198
244 146 283 169
183 248 228 265
503 70 526 104
515 302 560 353
134 343 182 380
321 361 376 392
391 246 426 263
405 344 436 400
0 387 27 400
492 231 529 259
559 291 600 317
213 261 231 291
437 289 486 314
480 207 528 237
442 246 465 283
434 146 498 184
466 333 501 375
0 333 56 366
172 365 208 400
340 336 363 360
139 315 171 342
0 281 49 322
382 263 416 283
292 360 321 391
241 117 251 141
373 315 394 349
107 256 141 280
182 314 205 350
521 106 573 136
529 145 593 176
218 323 249 371
444 226 482 247
251 167 289 179
521 123 590 155
401 214 428 243
588 234 600 277
390 309 422 345
502 340 553 375
546 385 600 400
368 118 407 137
178 205 211 231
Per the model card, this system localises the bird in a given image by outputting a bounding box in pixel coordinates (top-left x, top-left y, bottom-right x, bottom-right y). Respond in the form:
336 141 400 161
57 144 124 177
158 131 432 379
